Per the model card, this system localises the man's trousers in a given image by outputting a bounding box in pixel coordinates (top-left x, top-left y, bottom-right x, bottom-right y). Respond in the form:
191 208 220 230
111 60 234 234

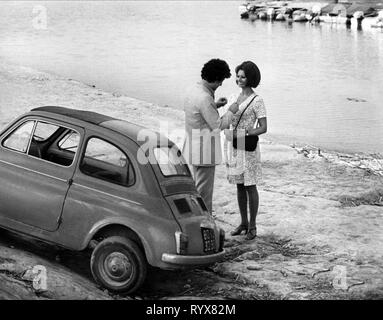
192 165 216 214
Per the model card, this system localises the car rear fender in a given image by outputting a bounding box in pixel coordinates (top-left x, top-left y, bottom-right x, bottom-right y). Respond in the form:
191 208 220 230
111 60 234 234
82 217 180 266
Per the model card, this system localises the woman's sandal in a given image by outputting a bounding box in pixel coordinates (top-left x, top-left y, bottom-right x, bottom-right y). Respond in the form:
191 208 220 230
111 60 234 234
230 224 248 236
245 227 257 240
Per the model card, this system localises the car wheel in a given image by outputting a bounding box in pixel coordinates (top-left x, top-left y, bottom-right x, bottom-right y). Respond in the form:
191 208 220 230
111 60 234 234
90 236 147 294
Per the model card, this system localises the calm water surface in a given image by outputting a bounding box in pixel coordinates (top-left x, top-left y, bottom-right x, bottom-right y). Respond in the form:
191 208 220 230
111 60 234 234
0 1 382 154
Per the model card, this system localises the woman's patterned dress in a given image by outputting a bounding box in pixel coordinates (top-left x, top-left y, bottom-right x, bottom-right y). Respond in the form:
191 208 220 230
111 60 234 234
224 93 267 186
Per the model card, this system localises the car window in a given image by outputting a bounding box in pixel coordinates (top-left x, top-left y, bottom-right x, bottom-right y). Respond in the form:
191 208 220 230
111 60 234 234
2 120 35 153
153 146 190 177
58 131 80 153
80 137 135 186
28 121 80 167
33 122 59 142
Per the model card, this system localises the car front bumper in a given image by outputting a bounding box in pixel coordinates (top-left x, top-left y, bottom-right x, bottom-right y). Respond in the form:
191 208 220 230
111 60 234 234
161 250 226 266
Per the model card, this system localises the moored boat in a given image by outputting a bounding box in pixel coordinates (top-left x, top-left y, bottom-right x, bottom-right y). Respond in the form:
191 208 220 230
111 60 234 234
345 3 378 28
292 9 308 22
318 3 351 24
258 10 268 20
371 20 383 28
367 10 383 28
275 12 285 21
267 7 276 20
239 2 250 14
249 12 258 21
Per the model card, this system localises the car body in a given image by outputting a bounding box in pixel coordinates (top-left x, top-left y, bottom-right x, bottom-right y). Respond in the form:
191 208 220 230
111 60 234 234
0 106 225 293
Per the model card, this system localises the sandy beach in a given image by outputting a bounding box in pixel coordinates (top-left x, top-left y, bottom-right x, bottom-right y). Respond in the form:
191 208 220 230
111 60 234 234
0 59 382 300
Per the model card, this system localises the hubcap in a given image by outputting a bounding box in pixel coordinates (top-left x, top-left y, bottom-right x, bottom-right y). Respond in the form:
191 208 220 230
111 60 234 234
104 252 132 282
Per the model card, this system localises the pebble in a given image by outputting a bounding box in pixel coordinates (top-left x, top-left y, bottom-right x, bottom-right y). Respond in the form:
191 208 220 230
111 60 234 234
247 265 263 271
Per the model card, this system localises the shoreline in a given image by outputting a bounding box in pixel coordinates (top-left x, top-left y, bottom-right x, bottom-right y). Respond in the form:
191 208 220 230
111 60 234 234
1 58 383 299
1 58 381 177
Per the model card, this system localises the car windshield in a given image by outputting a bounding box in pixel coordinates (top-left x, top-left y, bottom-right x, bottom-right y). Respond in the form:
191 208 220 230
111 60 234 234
153 146 190 177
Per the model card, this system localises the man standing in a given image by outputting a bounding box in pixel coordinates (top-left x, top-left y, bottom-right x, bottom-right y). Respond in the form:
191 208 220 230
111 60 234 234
183 59 239 214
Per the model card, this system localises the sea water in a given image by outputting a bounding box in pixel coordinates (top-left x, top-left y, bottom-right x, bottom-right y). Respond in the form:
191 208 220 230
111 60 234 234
0 1 382 154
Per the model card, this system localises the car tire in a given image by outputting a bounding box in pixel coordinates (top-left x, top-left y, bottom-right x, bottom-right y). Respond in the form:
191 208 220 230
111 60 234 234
90 236 147 294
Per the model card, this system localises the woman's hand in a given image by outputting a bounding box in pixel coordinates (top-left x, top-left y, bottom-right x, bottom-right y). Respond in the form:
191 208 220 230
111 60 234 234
228 102 239 114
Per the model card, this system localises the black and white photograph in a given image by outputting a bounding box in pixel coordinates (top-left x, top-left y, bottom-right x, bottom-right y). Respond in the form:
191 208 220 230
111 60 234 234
0 0 382 306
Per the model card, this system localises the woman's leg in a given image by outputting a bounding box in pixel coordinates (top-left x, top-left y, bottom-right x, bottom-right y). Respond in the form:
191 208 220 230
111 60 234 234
237 183 249 227
246 185 259 230
231 183 249 236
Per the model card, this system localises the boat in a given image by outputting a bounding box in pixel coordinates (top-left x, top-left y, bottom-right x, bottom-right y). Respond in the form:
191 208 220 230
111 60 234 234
258 11 267 20
238 1 264 16
239 2 250 15
249 12 259 21
345 3 378 28
240 2 263 19
318 3 352 24
275 12 285 21
371 20 383 28
293 9 308 22
277 6 293 21
267 7 278 20
368 10 383 28
240 11 250 19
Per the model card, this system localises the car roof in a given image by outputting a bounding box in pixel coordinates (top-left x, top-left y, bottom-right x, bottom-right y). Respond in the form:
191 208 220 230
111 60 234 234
32 106 116 125
30 106 171 147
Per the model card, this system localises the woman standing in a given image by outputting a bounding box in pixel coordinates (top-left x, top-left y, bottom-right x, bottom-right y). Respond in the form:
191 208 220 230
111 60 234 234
224 61 267 240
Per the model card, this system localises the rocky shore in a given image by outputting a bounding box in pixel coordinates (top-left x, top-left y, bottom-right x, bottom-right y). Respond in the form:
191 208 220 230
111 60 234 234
0 60 382 300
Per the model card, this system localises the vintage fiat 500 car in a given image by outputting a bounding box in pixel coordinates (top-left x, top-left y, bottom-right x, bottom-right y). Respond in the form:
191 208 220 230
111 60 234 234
0 106 225 293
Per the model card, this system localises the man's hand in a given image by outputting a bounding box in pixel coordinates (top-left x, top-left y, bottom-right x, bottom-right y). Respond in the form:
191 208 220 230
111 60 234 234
216 97 228 108
228 102 239 114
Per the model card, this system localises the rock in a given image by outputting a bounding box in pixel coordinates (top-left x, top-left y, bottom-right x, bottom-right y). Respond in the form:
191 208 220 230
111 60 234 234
21 268 35 282
247 265 263 271
280 270 288 277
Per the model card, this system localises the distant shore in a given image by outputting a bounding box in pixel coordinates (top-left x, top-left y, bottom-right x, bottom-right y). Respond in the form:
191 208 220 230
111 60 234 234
246 0 383 7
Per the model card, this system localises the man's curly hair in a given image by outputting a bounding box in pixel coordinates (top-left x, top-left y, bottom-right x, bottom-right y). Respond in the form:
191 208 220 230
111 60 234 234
201 59 231 83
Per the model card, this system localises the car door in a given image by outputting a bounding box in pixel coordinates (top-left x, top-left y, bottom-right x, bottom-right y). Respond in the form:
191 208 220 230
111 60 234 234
0 117 83 232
